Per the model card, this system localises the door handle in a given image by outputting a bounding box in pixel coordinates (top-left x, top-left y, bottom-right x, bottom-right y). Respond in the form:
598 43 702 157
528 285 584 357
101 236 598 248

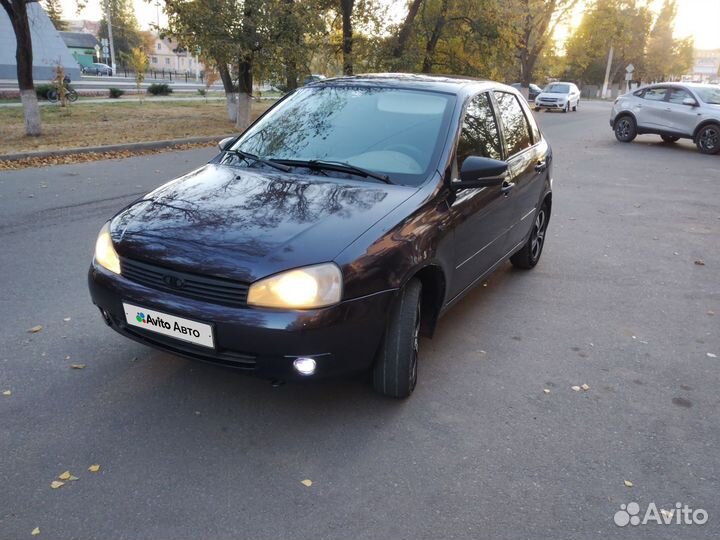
500 181 515 194
534 160 547 172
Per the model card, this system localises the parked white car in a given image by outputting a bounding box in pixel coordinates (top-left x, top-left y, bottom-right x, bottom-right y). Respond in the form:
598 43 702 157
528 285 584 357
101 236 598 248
534 82 580 113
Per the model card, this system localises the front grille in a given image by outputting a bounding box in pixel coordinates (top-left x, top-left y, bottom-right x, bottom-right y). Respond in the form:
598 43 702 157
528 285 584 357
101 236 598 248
121 257 249 308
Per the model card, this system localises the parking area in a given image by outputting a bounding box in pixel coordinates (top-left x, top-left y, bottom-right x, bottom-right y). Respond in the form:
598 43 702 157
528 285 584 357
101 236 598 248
0 99 718 539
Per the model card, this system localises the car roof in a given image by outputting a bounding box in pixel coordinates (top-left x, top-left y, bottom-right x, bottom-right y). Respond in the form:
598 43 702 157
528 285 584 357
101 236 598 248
311 73 515 98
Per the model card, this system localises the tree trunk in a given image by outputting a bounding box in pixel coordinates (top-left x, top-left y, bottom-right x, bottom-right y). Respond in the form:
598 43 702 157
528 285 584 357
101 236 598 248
283 0 299 91
421 0 448 74
235 59 253 131
340 0 354 75
216 62 237 122
2 0 42 136
285 62 298 92
391 0 423 62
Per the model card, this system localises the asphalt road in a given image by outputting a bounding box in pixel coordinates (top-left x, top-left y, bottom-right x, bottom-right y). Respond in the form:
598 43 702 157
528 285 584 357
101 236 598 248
1 100 719 539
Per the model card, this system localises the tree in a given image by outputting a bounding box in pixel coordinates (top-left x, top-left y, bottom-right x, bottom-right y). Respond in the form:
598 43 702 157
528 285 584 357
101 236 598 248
389 0 424 68
0 0 42 135
43 0 66 30
645 0 693 81
124 47 148 102
513 0 579 86
564 0 651 85
98 0 144 63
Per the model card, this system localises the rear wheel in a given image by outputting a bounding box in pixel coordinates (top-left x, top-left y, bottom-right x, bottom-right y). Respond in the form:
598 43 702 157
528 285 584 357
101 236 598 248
534 107 540 112
47 90 58 103
695 124 720 155
661 135 679 143
510 203 549 270
372 279 422 399
67 89 79 102
614 115 637 142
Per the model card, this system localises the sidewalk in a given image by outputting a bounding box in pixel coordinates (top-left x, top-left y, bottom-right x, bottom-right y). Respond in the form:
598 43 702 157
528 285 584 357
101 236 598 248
0 95 227 107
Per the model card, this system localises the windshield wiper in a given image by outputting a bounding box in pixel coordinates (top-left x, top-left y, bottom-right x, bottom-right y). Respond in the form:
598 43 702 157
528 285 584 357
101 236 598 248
275 159 393 184
224 148 291 173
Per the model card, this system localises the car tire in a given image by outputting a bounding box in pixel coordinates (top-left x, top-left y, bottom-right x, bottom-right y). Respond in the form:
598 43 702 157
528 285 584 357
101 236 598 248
614 115 637 142
372 279 422 399
563 103 569 113
695 124 720 155
573 101 579 112
534 107 540 112
661 135 679 143
510 202 549 270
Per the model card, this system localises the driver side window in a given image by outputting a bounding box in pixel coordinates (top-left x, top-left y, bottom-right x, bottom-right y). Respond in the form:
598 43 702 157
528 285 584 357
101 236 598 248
456 92 502 170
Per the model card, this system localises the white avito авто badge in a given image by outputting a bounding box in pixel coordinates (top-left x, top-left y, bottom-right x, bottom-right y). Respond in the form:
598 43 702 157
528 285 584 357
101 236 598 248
123 302 214 348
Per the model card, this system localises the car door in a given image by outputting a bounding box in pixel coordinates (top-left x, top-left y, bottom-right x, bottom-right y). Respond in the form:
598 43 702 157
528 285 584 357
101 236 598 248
636 86 670 129
447 91 513 298
492 90 545 251
664 88 702 136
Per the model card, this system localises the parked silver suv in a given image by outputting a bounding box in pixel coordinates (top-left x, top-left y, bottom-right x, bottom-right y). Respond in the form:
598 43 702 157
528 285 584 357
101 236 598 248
610 83 720 154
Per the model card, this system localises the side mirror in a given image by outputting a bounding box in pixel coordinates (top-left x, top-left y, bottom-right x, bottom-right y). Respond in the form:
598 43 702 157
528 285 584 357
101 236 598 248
218 136 236 152
452 156 508 189
682 97 698 107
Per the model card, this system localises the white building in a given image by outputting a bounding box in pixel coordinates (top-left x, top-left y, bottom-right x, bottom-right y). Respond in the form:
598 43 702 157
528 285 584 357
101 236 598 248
148 33 204 77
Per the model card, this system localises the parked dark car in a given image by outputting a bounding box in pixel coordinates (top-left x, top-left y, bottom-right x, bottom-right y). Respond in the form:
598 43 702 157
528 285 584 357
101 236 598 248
511 82 542 101
82 63 113 76
89 74 553 398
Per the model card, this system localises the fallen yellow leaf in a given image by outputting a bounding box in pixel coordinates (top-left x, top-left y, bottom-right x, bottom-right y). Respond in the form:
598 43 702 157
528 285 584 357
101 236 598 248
2 390 11 396
88 464 100 472
571 385 581 392
63 317 71 322
58 471 71 481
543 389 550 394
581 383 590 391
70 364 86 369
301 479 312 487
28 325 43 333
50 480 64 489
31 527 40 536
624 480 634 487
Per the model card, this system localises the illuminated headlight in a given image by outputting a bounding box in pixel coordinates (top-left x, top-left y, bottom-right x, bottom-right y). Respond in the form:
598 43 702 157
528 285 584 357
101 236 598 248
94 222 121 274
293 357 317 375
247 263 342 309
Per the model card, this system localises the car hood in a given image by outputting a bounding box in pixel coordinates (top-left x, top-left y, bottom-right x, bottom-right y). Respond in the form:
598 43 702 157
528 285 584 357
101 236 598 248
111 164 413 282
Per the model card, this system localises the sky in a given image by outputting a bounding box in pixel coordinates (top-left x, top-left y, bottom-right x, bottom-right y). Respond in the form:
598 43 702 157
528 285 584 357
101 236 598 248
59 0 720 50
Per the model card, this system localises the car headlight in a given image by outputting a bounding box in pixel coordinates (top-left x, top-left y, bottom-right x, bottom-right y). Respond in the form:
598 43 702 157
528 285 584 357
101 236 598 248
94 222 121 274
247 263 342 309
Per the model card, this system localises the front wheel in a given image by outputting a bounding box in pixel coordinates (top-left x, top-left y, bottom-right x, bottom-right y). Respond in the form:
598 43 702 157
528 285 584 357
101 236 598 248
573 100 579 112
563 103 569 113
511 203 549 270
67 89 79 102
534 107 541 112
695 124 720 155
614 116 637 142
373 279 422 399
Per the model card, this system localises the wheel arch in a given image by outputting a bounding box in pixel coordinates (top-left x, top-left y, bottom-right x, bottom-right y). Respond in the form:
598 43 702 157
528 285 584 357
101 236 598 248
693 120 720 141
613 111 637 127
405 264 447 339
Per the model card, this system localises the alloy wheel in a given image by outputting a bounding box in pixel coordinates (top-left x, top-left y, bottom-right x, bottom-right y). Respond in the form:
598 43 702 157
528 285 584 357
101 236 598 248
698 126 720 153
530 209 547 260
409 302 421 391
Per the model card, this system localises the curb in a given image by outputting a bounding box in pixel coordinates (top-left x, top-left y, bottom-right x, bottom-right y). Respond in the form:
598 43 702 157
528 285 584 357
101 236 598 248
0 136 221 162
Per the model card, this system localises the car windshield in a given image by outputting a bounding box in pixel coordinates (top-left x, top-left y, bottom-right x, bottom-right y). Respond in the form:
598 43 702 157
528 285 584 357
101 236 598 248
231 86 456 186
543 83 570 94
694 87 720 105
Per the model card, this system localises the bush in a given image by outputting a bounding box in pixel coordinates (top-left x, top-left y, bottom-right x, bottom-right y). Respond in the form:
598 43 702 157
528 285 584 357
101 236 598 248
147 83 172 96
109 87 125 99
197 88 206 97
35 84 54 99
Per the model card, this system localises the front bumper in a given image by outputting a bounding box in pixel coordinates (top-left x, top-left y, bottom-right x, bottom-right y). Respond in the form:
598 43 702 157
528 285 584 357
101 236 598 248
536 101 566 109
88 264 396 380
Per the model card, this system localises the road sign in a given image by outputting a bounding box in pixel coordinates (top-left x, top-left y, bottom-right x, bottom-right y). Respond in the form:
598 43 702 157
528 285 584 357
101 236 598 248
101 38 108 46
625 73 633 81
626 63 635 73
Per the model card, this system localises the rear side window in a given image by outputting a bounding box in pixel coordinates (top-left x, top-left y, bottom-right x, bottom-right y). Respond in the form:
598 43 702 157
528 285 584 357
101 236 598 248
493 91 532 157
456 92 502 167
643 88 667 101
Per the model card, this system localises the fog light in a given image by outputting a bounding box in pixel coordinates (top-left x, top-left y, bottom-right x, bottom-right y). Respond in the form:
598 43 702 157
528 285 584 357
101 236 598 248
293 357 316 376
